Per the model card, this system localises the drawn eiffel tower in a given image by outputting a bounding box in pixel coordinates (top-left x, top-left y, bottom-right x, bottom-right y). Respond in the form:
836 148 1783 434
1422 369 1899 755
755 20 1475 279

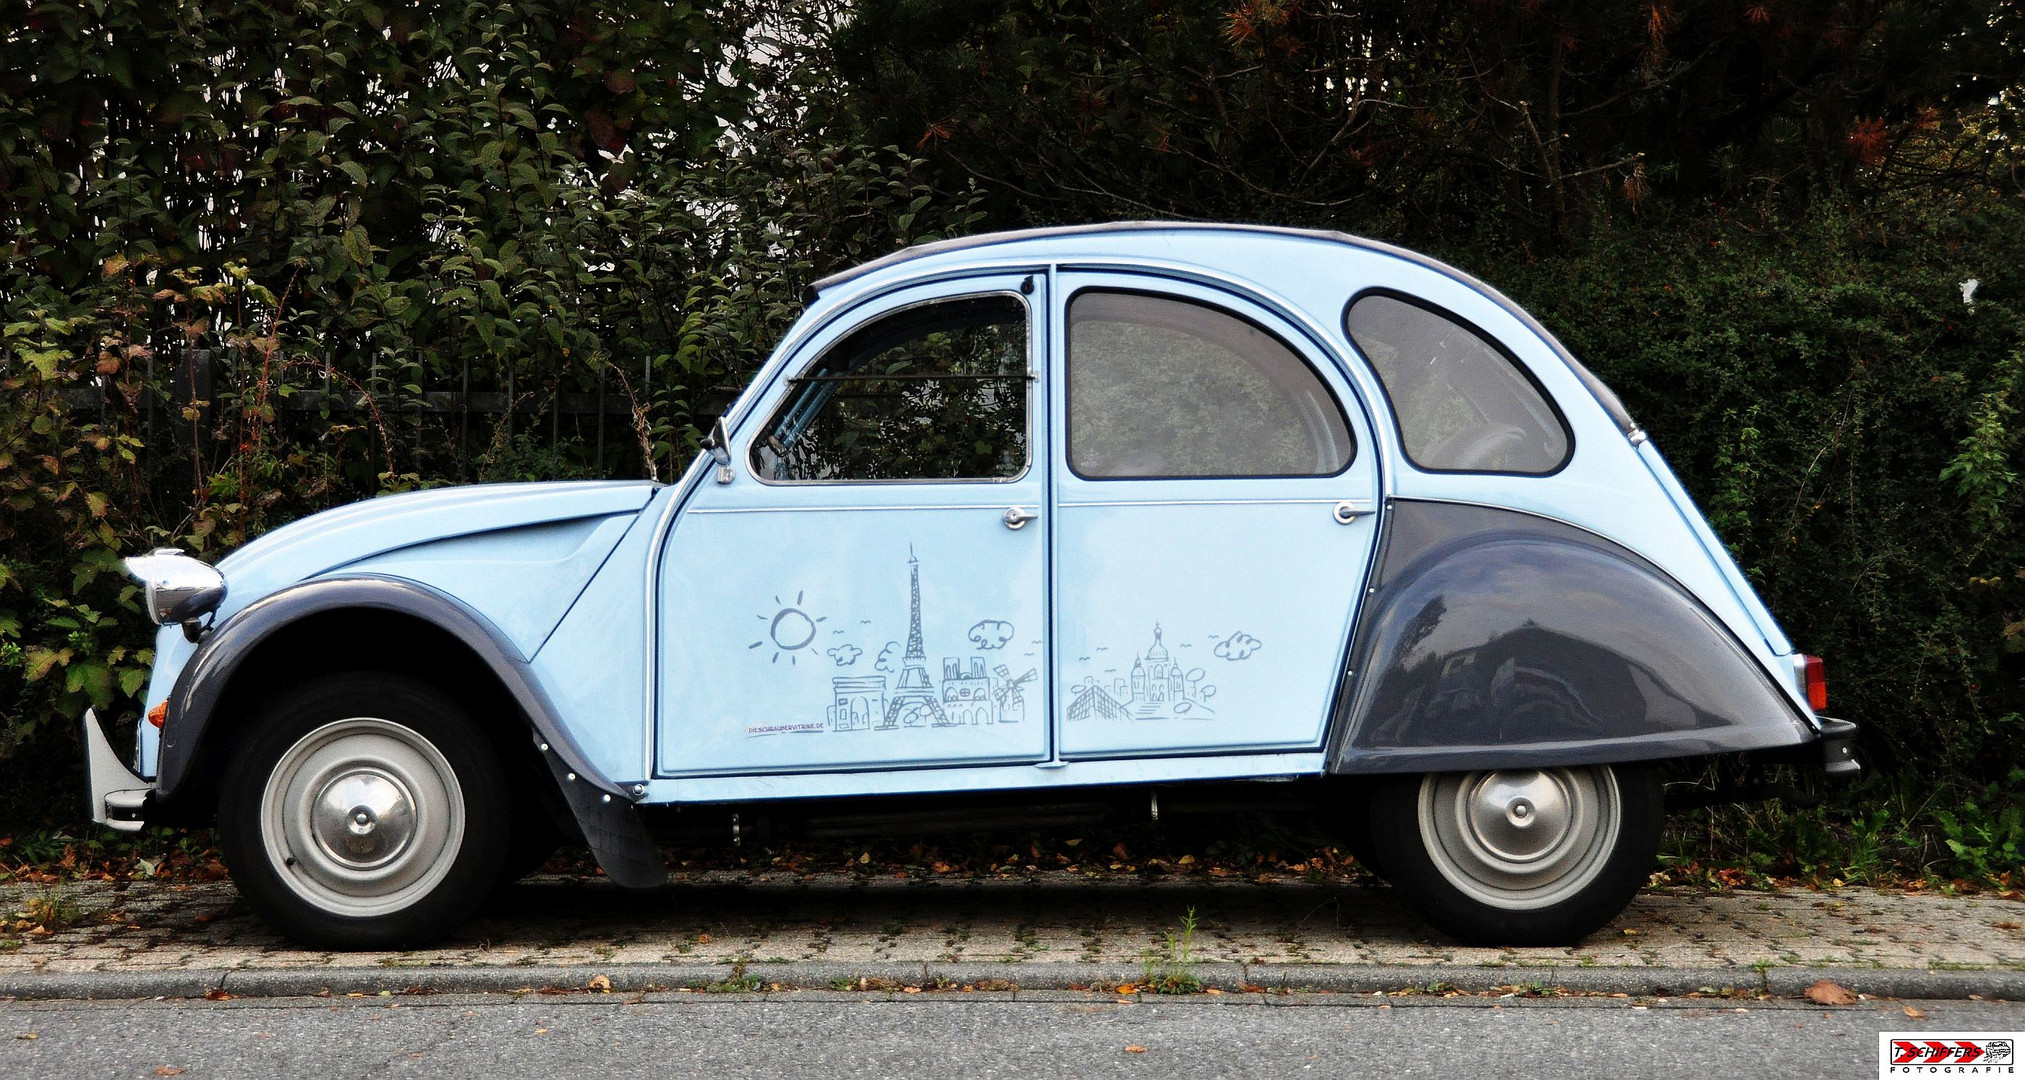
881 548 947 729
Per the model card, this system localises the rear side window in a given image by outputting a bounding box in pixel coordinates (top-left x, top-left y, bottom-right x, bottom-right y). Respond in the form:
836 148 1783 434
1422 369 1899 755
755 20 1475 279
1344 293 1570 474
1067 290 1354 479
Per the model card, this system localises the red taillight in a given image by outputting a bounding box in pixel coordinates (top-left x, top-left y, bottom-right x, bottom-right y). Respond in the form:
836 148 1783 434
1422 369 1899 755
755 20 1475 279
1803 655 1827 712
147 701 168 729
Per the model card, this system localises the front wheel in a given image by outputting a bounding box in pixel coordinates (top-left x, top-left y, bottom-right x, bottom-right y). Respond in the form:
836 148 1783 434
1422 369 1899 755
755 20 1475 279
1367 764 1662 946
215 672 509 949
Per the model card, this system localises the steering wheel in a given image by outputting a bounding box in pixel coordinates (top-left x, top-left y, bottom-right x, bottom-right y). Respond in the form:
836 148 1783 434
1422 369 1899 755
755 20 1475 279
1424 423 1529 470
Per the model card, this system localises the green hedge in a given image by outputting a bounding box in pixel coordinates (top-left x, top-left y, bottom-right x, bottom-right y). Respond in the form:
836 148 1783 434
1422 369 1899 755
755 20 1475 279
2 2 2021 871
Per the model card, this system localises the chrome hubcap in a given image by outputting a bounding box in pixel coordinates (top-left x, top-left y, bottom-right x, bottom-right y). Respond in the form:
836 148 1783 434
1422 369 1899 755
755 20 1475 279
310 770 417 870
259 718 463 919
1417 766 1621 911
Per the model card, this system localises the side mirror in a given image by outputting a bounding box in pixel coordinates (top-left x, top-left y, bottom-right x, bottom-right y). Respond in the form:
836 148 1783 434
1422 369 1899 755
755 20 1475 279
702 416 732 465
704 417 734 483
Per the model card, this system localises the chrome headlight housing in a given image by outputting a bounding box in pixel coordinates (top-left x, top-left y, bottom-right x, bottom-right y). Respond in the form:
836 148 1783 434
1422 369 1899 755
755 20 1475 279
123 549 226 627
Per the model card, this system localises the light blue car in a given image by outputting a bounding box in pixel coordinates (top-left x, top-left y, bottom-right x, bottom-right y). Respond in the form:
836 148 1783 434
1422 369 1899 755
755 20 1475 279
85 223 1858 948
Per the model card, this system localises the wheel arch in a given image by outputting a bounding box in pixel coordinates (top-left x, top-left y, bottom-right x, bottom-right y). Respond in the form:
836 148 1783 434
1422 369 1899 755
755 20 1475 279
157 575 664 887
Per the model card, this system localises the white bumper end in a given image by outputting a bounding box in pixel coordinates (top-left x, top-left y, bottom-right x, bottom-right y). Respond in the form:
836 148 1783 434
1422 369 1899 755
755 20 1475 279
82 709 151 832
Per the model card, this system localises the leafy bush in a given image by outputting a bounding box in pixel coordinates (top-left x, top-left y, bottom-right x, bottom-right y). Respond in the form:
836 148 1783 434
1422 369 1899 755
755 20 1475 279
0 1 983 827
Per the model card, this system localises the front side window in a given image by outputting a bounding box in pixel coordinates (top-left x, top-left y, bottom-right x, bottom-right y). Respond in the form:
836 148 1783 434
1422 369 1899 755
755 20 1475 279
1344 293 1571 474
1067 291 1354 479
751 294 1030 482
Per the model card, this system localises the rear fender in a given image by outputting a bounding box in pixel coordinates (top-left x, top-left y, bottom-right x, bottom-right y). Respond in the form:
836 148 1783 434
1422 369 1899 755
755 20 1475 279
1328 501 1815 773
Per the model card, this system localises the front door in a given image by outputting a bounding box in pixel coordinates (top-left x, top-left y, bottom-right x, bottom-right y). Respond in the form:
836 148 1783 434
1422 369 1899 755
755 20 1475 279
1050 274 1380 758
657 274 1051 776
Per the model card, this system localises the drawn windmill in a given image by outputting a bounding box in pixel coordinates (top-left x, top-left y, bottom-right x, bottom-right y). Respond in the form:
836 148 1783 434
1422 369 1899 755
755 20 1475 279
992 664 1038 723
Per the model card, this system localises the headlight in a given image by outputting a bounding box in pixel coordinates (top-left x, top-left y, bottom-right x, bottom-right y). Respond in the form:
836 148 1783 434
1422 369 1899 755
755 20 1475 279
123 549 227 627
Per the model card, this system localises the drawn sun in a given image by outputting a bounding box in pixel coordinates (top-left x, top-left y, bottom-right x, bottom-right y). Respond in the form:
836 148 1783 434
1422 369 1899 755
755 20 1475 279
751 591 826 664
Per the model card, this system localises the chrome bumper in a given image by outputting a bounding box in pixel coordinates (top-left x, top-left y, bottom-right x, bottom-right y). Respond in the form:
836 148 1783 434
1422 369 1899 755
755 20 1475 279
82 709 151 832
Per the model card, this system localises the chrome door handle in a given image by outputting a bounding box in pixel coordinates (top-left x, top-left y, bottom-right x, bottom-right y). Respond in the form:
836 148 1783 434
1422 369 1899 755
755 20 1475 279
1332 501 1372 524
1002 506 1039 530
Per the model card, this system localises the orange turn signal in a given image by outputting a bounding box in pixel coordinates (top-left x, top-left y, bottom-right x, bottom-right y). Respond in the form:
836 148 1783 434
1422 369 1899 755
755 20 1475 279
147 701 168 729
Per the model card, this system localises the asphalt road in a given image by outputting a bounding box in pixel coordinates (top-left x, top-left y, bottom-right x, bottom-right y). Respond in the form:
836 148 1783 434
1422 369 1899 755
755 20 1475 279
3 992 2019 1079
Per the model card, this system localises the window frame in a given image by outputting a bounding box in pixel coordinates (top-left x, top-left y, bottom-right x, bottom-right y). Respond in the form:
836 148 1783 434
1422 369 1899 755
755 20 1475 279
1062 286 1358 483
1341 287 1576 478
747 289 1039 487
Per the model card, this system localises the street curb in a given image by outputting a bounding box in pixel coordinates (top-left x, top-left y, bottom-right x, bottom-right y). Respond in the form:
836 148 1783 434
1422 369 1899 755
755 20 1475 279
2 961 2020 1003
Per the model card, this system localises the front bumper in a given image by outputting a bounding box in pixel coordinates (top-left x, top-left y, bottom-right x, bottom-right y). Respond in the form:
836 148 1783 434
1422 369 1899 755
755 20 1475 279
82 709 152 832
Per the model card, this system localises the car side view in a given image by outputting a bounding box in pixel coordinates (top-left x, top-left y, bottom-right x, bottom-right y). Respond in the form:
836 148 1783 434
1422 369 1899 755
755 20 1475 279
85 223 1859 949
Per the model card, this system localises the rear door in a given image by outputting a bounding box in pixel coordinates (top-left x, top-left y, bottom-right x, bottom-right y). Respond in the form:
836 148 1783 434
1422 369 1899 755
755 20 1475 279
1050 274 1379 758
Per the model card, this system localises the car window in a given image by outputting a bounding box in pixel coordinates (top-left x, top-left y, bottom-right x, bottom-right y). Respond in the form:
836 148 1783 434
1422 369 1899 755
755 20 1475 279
1344 293 1571 474
751 294 1030 482
1066 290 1354 479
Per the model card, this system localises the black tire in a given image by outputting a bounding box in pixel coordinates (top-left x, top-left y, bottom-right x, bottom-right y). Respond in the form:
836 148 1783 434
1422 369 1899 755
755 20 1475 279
215 672 510 949
497 804 566 884
1367 764 1662 946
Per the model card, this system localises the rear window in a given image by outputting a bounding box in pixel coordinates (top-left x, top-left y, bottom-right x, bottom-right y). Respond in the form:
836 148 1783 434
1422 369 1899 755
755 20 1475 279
1344 293 1571 474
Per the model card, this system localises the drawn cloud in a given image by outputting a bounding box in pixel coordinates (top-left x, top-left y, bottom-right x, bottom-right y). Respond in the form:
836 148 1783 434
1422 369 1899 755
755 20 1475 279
967 620 1015 650
1214 632 1263 661
827 644 862 667
875 641 902 673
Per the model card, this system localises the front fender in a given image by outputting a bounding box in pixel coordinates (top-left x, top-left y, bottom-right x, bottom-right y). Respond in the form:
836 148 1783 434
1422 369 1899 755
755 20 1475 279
157 575 664 888
1328 500 1815 773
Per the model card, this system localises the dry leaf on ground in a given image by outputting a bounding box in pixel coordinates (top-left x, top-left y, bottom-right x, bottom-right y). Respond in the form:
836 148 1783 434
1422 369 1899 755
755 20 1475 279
1904 1006 1927 1019
1124 1046 1147 1054
1803 979 1857 1006
587 974 611 992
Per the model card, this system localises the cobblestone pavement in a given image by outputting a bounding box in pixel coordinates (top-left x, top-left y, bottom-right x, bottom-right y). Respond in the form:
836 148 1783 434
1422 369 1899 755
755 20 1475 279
0 873 2019 977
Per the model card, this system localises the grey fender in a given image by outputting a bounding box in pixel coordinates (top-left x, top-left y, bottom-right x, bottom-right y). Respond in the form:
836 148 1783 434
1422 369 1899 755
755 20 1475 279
1327 501 1815 773
160 574 664 888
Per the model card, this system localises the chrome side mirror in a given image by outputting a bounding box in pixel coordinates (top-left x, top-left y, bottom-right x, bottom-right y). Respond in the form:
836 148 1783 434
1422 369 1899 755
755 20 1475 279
704 416 732 466
703 417 734 483
123 549 226 632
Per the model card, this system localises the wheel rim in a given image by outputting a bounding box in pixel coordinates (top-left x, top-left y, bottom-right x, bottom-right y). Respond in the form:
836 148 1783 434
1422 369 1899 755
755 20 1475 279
259 718 464 919
1416 766 1621 911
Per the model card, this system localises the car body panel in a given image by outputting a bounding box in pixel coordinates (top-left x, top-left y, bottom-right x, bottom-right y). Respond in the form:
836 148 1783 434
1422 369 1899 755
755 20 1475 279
333 512 635 659
1047 271 1381 758
1328 500 1813 773
135 481 657 779
655 271 1053 777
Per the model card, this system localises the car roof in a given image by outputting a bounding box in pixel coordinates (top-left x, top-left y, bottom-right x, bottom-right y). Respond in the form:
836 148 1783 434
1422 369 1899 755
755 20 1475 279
809 222 1637 436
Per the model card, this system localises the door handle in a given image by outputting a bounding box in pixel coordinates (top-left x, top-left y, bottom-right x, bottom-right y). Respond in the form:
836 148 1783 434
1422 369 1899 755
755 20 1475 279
1332 501 1372 524
1002 506 1039 530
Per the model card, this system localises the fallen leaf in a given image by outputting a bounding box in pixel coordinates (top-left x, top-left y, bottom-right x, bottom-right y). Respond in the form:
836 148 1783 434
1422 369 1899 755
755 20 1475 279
204 989 232 1001
587 974 611 992
1124 1045 1147 1054
1803 980 1856 1006
1904 1006 1927 1019
15 1032 34 1040
534 1028 548 1035
157 1069 185 1077
695 933 711 945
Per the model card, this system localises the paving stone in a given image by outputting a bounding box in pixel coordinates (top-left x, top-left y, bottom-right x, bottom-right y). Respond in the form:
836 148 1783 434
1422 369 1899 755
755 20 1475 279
0 875 2018 979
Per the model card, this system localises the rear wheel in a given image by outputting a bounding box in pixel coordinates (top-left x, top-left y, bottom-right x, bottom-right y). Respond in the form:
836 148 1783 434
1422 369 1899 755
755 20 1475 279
1367 764 1661 946
215 672 509 949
